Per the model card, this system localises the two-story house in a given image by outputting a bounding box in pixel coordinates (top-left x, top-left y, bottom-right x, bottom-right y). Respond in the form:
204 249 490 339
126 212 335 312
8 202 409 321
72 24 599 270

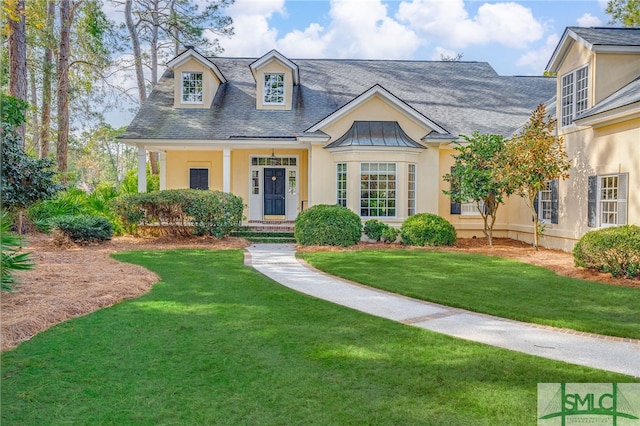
119 26 639 250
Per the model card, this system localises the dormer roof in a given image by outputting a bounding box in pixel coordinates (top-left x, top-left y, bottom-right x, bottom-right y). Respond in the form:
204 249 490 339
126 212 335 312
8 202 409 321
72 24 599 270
249 49 300 85
546 27 640 73
167 47 227 83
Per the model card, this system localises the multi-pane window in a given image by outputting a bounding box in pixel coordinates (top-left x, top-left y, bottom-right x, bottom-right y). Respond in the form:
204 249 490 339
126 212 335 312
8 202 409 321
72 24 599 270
561 65 588 126
264 73 284 104
360 163 396 217
539 181 552 223
189 168 209 190
461 201 481 215
182 72 203 103
251 170 260 195
288 170 296 195
600 175 619 226
337 163 347 207
251 157 296 166
407 164 416 216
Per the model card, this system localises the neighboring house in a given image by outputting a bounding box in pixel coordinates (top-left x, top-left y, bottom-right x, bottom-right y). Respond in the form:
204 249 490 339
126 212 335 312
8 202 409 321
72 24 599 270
119 26 639 251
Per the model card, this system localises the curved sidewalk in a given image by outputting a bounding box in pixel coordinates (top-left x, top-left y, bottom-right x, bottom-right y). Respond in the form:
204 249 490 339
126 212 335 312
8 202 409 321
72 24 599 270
245 244 640 378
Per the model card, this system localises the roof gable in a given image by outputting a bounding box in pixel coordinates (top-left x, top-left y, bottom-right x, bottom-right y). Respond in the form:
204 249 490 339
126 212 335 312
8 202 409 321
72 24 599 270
250 49 300 85
547 27 640 73
305 84 449 135
166 48 227 83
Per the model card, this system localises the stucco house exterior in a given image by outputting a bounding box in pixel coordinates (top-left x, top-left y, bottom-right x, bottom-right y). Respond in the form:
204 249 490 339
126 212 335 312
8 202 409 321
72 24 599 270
119 26 639 251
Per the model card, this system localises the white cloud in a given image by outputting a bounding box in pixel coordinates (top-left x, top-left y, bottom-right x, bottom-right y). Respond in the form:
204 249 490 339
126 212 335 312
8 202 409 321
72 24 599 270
217 0 285 56
277 23 328 58
576 13 603 27
516 33 560 74
397 0 544 49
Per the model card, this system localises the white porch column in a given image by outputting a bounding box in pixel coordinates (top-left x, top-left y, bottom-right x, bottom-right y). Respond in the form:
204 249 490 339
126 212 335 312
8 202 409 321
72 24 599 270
159 151 167 190
223 147 231 192
137 146 147 193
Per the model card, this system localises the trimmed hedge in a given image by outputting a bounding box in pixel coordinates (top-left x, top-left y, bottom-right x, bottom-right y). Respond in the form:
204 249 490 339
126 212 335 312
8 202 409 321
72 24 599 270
295 205 362 246
51 215 113 245
400 213 456 247
573 225 640 279
111 189 244 238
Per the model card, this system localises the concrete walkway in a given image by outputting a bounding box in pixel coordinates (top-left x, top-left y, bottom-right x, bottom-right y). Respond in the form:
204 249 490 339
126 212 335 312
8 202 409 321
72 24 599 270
245 244 640 377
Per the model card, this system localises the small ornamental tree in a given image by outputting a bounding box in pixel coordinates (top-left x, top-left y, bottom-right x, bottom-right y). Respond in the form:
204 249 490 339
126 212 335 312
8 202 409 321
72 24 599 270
503 104 570 249
1 97 64 233
443 132 512 246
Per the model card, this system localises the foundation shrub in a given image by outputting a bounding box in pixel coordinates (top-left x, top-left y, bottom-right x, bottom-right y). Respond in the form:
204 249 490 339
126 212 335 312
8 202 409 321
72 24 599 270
364 219 399 243
400 213 456 247
51 215 113 245
381 226 399 244
573 225 640 279
295 205 362 246
112 189 243 238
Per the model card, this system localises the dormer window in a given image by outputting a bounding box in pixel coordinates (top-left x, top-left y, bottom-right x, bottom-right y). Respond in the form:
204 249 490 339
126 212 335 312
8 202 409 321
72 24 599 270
263 73 284 104
561 65 588 126
182 72 203 103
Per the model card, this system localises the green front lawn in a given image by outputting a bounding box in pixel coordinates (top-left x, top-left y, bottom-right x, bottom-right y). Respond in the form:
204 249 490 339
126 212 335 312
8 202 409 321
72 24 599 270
301 250 640 339
1 249 635 425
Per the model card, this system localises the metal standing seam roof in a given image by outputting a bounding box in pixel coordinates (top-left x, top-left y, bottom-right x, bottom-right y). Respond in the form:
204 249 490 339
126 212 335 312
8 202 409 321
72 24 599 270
324 121 425 149
121 57 556 142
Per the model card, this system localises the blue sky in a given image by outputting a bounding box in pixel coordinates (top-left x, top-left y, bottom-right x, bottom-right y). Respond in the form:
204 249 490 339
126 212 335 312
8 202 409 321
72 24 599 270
213 0 611 76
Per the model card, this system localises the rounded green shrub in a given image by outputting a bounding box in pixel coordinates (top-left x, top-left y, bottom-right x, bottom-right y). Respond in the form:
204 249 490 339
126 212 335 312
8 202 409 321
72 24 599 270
363 219 387 242
51 214 113 244
400 213 456 247
381 226 399 244
573 225 640 279
294 204 362 246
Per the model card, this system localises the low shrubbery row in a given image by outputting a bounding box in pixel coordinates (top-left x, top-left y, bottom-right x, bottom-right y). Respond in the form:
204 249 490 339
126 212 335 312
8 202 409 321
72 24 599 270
111 189 244 238
573 225 640 279
295 206 455 247
51 215 113 245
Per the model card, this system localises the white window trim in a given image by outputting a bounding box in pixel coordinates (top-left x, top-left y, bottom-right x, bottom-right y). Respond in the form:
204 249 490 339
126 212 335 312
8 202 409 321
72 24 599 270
359 162 397 218
181 72 204 104
598 174 619 228
407 163 416 217
538 181 552 224
336 163 347 208
460 201 482 216
561 64 589 127
263 73 285 105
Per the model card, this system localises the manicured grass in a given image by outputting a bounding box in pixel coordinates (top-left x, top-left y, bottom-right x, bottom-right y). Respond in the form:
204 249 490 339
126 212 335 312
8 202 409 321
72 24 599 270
1 250 635 425
301 250 640 339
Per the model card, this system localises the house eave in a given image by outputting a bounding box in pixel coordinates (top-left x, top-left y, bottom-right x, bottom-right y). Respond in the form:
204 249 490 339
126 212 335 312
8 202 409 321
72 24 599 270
574 103 640 128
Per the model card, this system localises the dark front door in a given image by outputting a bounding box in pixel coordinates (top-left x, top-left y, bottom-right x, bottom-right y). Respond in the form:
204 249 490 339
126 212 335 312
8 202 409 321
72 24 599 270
264 168 286 216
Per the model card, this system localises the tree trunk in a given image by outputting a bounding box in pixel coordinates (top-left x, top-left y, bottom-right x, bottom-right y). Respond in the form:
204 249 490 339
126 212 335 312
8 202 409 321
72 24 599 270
125 0 147 105
29 67 40 154
530 193 539 250
8 0 28 145
40 0 56 159
57 0 72 180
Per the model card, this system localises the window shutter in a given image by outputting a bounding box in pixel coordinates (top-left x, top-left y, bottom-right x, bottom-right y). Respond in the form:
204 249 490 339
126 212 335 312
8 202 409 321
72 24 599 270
450 166 461 215
550 179 559 224
587 175 597 227
533 193 539 220
618 172 628 225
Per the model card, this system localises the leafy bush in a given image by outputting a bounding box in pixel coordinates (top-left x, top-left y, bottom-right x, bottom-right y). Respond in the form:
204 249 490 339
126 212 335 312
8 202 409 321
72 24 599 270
573 225 640 279
381 226 399 244
51 215 113 245
363 219 386 241
112 189 244 238
295 205 362 246
28 185 124 234
364 219 399 243
1 210 33 292
400 213 456 247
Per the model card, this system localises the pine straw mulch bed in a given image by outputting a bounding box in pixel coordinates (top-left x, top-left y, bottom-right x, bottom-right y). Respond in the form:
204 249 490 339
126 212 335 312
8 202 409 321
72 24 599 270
2 235 638 352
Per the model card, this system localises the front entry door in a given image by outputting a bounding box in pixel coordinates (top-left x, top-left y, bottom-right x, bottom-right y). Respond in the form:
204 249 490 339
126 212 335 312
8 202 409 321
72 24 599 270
264 168 286 218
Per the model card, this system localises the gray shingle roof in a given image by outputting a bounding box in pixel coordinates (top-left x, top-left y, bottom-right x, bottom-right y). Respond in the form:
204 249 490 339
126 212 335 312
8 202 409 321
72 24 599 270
568 27 640 47
325 121 425 149
577 76 640 119
122 57 556 142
